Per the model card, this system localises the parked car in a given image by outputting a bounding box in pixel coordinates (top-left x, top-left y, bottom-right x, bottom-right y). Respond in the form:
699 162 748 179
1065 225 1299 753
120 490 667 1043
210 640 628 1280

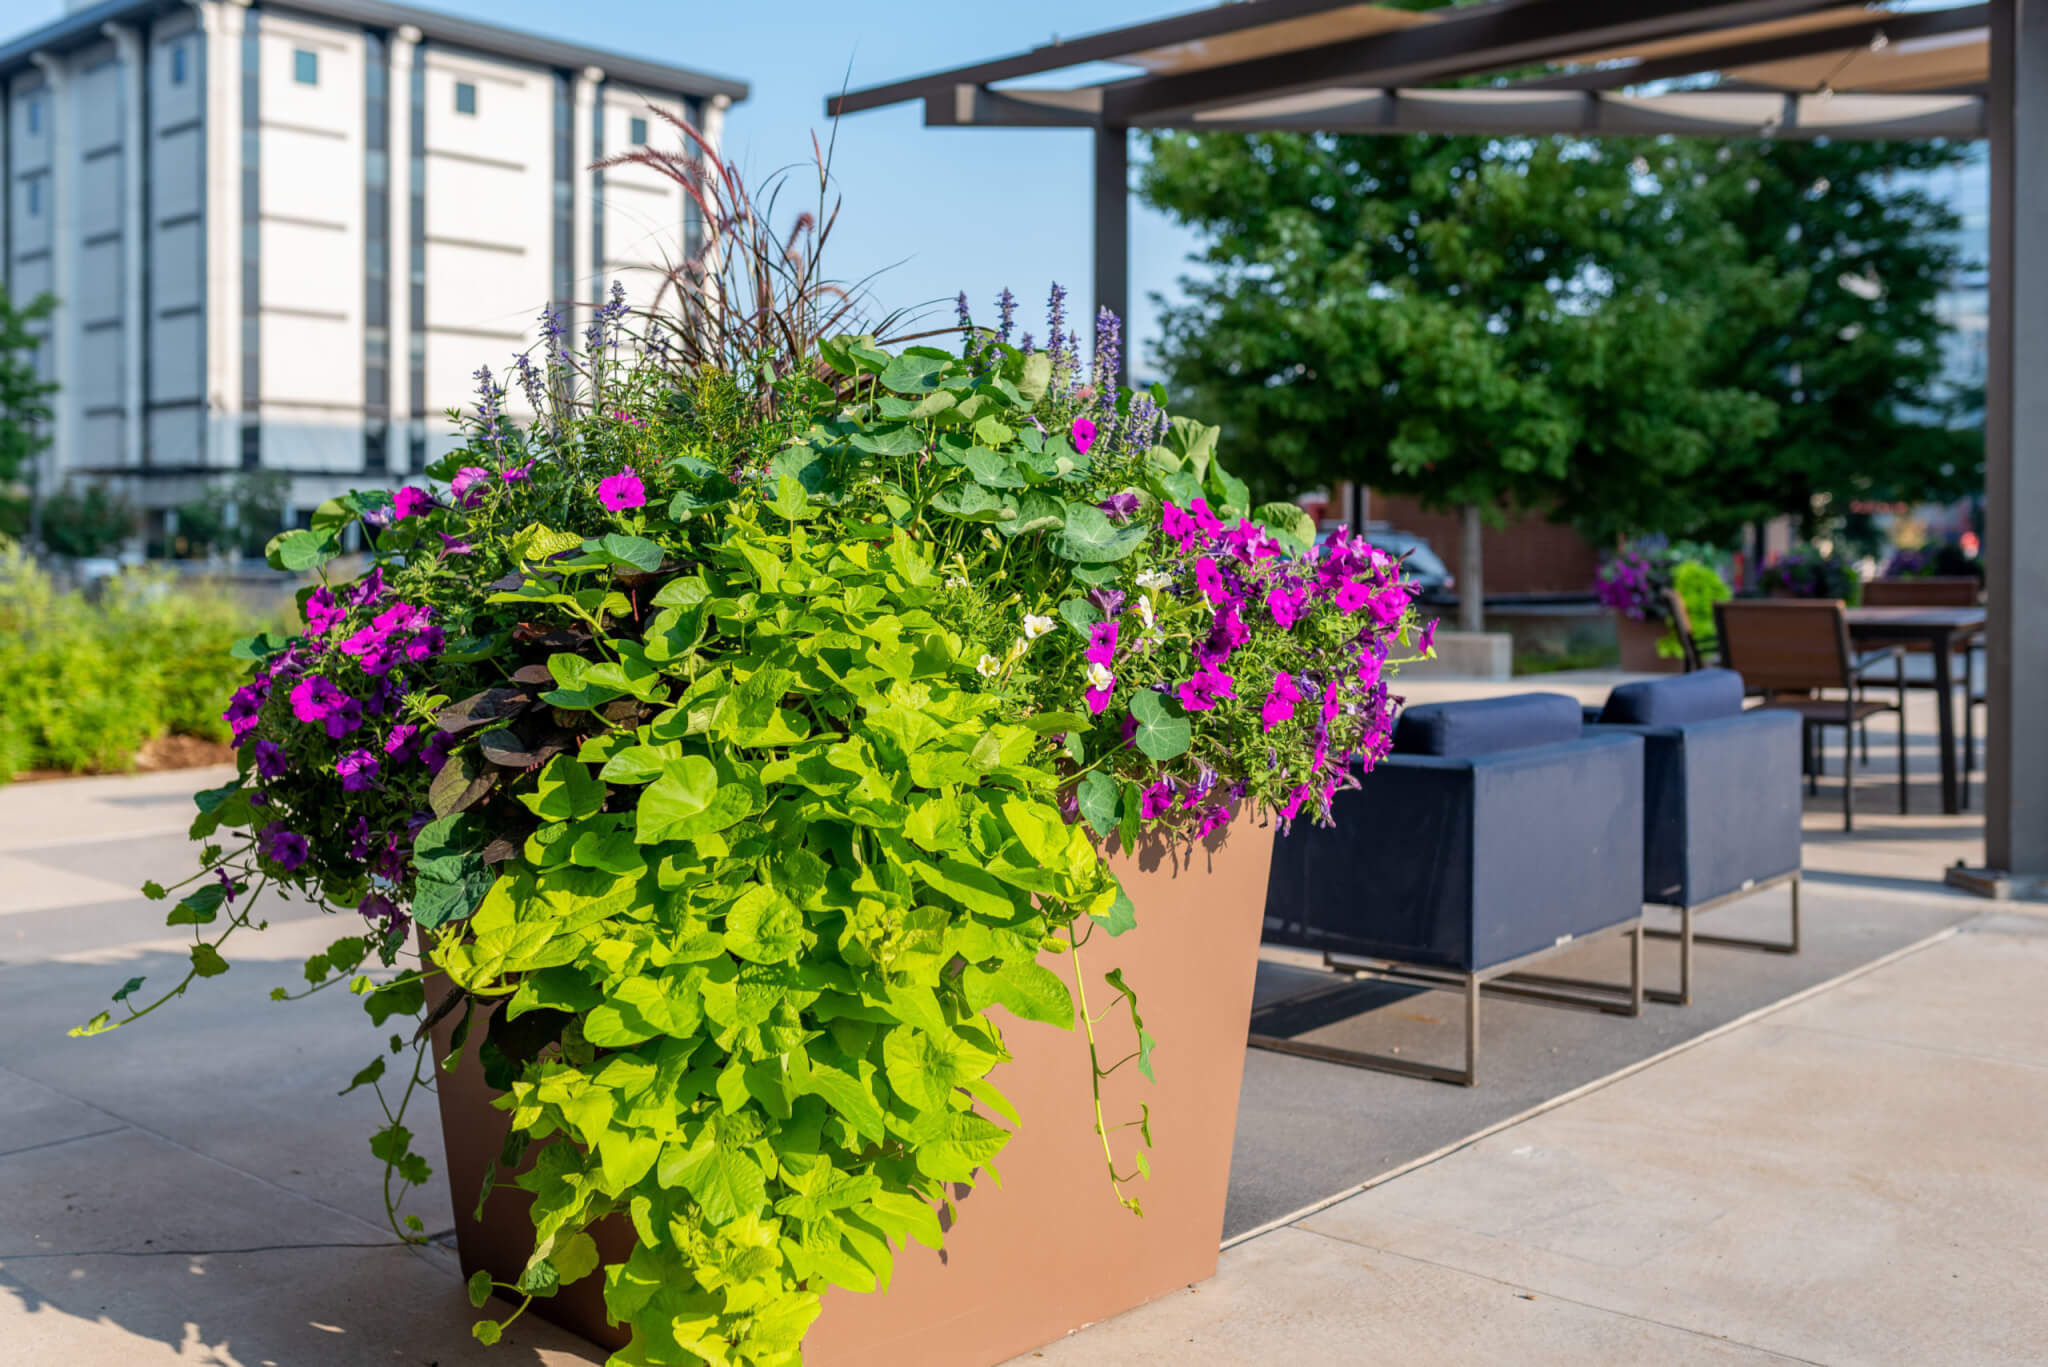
1318 524 1457 603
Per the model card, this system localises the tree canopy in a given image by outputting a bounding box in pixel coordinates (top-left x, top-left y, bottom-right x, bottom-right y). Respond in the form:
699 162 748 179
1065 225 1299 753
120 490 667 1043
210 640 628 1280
1135 128 1977 546
0 287 56 487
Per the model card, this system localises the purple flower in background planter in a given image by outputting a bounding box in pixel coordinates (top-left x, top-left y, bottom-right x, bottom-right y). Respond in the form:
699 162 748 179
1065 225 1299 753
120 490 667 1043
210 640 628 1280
253 738 288 780
260 824 309 873
337 748 381 793
450 466 490 508
393 487 436 521
598 467 646 511
1071 417 1098 455
1098 492 1140 523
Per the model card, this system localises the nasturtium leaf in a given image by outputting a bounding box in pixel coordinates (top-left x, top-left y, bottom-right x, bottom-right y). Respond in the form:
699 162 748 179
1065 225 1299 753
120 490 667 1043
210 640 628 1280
1128 689 1192 761
1253 500 1317 547
552 1230 603 1286
1076 772 1120 840
878 352 947 395
467 1269 494 1308
997 491 1066 539
111 975 146 1002
1052 505 1146 564
1057 598 1100 639
263 527 340 573
339 1056 387 1096
1016 351 1052 403
957 446 1024 488
229 631 291 661
929 483 1010 522
189 943 229 978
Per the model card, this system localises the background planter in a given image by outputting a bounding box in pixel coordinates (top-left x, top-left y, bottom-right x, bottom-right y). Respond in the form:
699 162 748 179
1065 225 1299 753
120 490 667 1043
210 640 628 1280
431 808 1275 1366
1614 612 1681 673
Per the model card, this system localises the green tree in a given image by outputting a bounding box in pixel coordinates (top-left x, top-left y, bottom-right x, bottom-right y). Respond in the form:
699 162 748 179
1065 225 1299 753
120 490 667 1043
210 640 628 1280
1136 129 1782 622
0 288 57 486
1670 138 1980 543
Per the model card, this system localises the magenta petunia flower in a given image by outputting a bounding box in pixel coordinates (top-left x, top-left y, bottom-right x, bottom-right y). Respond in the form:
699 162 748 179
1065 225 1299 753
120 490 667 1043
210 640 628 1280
1139 780 1177 820
383 723 418 759
1265 579 1309 629
500 463 531 483
1261 671 1304 733
1192 803 1232 840
1188 498 1224 537
304 587 346 635
260 823 310 873
1085 620 1120 668
1177 664 1237 712
1194 557 1231 606
337 748 381 793
1332 579 1374 614
223 686 265 743
392 487 435 521
253 738 288 780
598 467 646 511
1071 416 1098 455
1416 619 1440 656
450 466 491 508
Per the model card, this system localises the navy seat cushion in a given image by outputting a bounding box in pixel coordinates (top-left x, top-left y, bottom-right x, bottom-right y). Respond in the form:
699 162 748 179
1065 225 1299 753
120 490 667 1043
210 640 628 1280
1599 668 1745 727
1393 693 1583 758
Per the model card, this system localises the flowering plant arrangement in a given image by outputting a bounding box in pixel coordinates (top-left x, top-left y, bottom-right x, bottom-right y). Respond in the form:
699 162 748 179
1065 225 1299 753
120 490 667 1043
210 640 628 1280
1596 541 1732 660
1593 547 1668 623
77 142 1427 1367
1759 543 1860 603
1882 535 1983 583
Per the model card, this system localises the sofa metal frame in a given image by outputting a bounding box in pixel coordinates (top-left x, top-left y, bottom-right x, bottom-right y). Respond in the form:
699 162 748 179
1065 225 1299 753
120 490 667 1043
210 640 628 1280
1646 869 1801 1007
1248 917 1644 1087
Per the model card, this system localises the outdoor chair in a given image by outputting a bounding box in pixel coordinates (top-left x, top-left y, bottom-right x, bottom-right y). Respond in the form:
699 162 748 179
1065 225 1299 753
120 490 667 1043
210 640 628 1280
1664 588 1707 672
1861 576 1983 804
1714 599 1906 831
1586 669 1803 1006
1259 693 1645 1086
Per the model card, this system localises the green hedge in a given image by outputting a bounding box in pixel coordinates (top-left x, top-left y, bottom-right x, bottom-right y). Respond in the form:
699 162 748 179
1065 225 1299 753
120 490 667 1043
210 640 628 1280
0 541 266 779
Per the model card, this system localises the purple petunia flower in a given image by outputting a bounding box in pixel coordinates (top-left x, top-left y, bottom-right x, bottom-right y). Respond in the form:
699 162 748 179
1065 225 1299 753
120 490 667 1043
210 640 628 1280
357 891 403 929
1087 587 1126 619
1416 619 1440 656
253 738 288 780
260 823 309 873
1098 491 1140 523
439 533 474 556
337 748 381 793
421 731 454 775
1194 557 1231 606
1192 803 1233 840
393 487 436 521
383 723 419 760
598 467 646 511
1177 665 1236 713
223 686 265 744
1261 671 1304 733
1369 584 1413 628
1139 780 1177 820
290 676 363 740
450 466 491 508
304 587 346 636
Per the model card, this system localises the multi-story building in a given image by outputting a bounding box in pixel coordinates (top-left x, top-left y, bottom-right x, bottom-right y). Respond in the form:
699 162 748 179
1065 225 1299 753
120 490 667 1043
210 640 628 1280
0 0 746 534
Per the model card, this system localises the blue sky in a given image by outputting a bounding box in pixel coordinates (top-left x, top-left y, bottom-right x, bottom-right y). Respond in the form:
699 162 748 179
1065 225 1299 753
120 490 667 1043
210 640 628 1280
24 0 1209 374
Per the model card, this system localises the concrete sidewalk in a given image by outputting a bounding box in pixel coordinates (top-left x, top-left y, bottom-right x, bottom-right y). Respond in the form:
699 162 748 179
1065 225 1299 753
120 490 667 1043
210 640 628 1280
1 755 2035 1367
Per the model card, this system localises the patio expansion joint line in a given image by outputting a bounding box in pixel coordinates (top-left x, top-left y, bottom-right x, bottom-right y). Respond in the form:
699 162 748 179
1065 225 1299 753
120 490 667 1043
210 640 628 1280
0 1060 406 1247
1281 1226 1834 1367
1222 923 1965 1252
0 1239 402 1261
1759 1018 2048 1074
0 1125 132 1161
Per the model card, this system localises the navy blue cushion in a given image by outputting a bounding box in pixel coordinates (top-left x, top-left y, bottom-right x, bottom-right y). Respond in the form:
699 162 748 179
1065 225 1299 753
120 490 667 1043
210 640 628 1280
1599 668 1744 727
1393 693 1582 758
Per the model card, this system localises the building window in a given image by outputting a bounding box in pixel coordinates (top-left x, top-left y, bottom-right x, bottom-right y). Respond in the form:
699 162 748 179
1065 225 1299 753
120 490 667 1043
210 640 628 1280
26 97 40 134
171 45 188 85
455 81 476 115
294 49 318 85
629 115 647 145
26 179 40 217
364 420 388 474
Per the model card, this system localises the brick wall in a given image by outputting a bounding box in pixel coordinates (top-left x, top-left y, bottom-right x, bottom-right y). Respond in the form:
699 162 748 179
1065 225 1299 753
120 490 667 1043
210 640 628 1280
1367 492 1601 596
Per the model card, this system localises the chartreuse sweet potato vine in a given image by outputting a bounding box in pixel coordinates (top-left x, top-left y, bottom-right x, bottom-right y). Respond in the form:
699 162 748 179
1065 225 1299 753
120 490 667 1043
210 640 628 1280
80 284 1426 1366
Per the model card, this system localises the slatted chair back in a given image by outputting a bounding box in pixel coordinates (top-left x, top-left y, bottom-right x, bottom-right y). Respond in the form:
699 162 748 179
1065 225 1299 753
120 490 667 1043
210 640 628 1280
1861 576 1980 608
1663 588 1703 673
1713 599 1853 695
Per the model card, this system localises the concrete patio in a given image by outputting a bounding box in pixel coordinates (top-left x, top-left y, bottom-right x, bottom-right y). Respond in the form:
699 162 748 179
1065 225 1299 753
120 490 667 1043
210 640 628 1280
1 683 2038 1366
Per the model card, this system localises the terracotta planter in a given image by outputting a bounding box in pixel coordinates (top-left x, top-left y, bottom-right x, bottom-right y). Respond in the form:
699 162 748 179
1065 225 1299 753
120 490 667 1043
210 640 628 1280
430 809 1275 1366
1614 612 1681 673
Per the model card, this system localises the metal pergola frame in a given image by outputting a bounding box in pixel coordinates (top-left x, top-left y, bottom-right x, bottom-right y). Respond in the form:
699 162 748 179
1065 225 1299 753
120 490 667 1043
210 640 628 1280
830 0 2047 886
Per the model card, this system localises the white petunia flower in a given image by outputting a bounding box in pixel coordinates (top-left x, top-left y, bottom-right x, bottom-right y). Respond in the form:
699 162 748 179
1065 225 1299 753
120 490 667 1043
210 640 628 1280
977 654 1002 678
1085 662 1115 691
946 575 969 590
1022 613 1056 640
1136 570 1174 590
1135 595 1156 631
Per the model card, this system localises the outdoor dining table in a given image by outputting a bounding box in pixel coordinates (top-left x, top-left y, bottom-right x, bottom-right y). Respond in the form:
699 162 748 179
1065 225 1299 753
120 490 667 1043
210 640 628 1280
1845 605 1986 816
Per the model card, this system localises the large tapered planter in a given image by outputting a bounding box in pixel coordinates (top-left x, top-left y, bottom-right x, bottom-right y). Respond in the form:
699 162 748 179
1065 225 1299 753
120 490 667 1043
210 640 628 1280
430 808 1275 1366
1614 613 1681 673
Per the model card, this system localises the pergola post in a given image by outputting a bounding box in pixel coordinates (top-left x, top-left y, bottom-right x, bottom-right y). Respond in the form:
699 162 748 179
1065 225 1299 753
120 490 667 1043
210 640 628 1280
1093 123 1130 380
1982 0 2048 879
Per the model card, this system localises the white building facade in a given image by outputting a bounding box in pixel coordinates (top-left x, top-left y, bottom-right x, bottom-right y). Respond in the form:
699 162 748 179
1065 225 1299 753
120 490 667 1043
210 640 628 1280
1 0 744 529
